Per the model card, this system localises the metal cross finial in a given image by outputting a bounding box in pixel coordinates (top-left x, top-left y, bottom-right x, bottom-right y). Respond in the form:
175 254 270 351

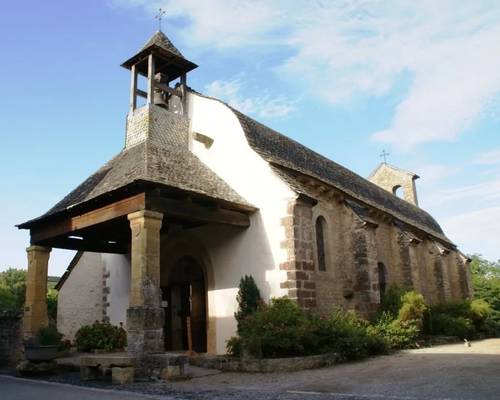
155 8 166 31
380 149 390 164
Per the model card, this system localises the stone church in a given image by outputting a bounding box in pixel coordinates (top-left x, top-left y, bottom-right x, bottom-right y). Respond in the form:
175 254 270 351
18 30 472 355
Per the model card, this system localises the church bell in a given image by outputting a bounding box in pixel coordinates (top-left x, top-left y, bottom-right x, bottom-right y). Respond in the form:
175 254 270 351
153 72 170 109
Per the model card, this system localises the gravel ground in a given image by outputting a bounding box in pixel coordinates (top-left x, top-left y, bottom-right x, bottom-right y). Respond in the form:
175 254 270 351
2 338 499 400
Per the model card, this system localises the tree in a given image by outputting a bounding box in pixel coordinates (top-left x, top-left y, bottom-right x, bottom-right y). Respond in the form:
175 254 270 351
0 268 59 319
0 268 27 310
235 275 262 334
469 254 500 312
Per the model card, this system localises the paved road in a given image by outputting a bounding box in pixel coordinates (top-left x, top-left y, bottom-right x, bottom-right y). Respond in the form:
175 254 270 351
1 339 499 400
0 375 171 400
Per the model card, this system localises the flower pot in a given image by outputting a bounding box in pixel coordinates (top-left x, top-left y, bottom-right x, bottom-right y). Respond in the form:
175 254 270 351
24 345 60 362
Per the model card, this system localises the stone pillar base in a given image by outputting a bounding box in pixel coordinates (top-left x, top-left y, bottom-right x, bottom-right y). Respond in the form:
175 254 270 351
126 307 164 354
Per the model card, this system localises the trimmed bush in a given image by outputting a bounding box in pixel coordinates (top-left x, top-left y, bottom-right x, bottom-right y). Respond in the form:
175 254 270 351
75 321 127 352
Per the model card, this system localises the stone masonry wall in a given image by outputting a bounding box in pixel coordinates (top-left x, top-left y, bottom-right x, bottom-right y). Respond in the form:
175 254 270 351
0 311 22 366
125 104 189 149
279 197 317 310
311 199 353 315
368 163 419 206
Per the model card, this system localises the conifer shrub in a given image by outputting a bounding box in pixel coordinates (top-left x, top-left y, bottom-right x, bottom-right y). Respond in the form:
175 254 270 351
234 275 262 334
75 321 127 352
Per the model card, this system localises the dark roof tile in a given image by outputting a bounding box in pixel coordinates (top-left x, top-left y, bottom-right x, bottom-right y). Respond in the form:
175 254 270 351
233 109 452 244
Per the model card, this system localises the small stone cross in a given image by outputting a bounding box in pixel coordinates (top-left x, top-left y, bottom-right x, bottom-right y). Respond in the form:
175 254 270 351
155 8 166 31
380 149 390 164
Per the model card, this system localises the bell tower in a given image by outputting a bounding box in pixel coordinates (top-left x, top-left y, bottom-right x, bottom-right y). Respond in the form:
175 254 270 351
121 30 198 149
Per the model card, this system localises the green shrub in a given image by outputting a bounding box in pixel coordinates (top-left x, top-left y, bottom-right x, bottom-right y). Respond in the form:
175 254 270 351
37 325 63 346
226 336 243 357
47 289 58 324
369 312 419 349
423 300 476 338
75 321 127 352
234 275 262 334
317 308 387 359
398 291 427 326
469 299 491 328
239 297 308 358
378 285 410 318
228 298 388 360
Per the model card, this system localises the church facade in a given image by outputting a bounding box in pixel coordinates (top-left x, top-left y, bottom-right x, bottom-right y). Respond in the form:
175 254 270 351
19 31 472 356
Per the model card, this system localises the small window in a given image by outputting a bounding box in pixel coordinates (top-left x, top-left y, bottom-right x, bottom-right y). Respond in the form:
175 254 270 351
378 262 387 294
392 185 404 199
315 216 327 272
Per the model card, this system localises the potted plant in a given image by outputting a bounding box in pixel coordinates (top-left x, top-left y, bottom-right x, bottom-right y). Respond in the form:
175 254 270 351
24 326 64 362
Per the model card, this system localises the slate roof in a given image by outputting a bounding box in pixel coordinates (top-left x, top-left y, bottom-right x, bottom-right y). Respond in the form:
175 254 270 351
232 109 452 244
19 141 253 227
141 30 184 58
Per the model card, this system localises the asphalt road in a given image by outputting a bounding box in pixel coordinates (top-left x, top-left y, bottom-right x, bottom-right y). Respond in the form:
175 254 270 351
1 339 499 400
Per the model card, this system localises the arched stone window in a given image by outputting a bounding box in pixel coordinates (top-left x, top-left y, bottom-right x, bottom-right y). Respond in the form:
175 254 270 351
378 262 387 294
392 185 404 199
315 216 327 272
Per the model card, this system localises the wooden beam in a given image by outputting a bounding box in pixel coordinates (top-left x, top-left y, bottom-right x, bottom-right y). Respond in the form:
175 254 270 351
147 196 250 227
48 237 128 254
147 54 155 104
130 64 138 112
30 193 146 244
136 89 148 98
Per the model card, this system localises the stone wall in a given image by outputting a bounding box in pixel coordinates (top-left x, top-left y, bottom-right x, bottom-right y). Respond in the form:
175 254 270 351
279 197 317 309
0 311 22 366
279 180 473 318
368 163 419 206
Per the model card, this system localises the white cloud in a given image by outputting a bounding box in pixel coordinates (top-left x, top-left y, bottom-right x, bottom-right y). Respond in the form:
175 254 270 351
425 177 500 207
205 77 296 119
414 164 460 187
115 0 500 150
474 148 500 165
444 206 500 260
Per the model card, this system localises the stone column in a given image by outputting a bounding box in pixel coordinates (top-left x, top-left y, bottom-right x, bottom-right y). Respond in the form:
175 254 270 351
126 210 164 354
23 245 51 338
352 220 378 317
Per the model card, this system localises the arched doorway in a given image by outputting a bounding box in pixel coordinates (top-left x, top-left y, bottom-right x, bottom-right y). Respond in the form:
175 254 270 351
162 256 207 353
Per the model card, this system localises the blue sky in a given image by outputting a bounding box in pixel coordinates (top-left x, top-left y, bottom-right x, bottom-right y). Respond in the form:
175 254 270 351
1 1 500 276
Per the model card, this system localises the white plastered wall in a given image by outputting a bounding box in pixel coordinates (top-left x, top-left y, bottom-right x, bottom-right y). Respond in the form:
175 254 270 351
186 93 296 353
102 254 130 326
57 252 105 341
